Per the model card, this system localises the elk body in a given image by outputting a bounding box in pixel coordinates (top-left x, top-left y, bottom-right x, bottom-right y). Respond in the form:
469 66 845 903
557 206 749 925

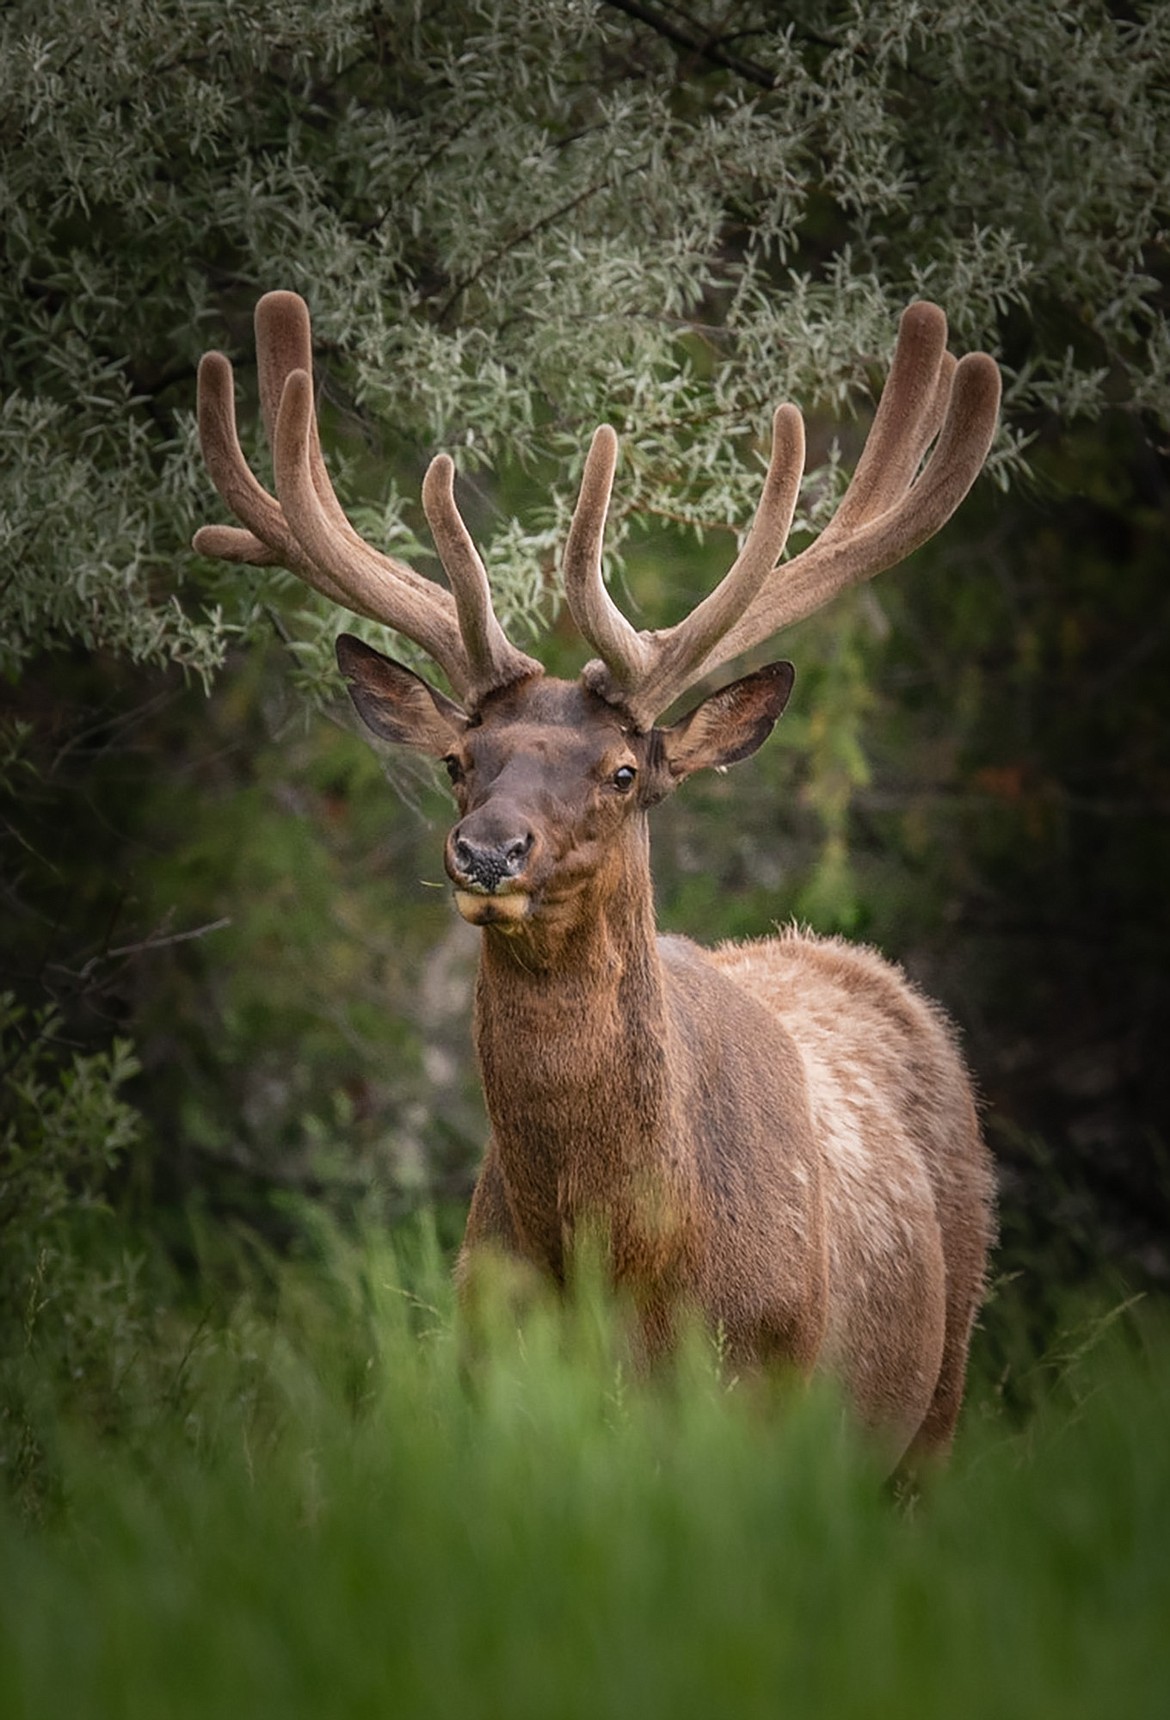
194 292 999 1463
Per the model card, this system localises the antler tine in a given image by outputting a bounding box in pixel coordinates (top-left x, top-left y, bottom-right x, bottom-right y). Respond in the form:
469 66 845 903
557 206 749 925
194 347 340 589
194 299 458 636
563 426 653 691
566 408 805 726
256 293 489 694
258 291 537 697
255 291 313 449
817 301 952 543
695 343 1001 677
271 368 477 694
580 405 806 722
255 293 406 552
420 455 542 698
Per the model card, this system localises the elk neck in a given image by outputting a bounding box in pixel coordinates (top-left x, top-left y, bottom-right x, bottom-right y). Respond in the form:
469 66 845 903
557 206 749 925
470 810 697 1279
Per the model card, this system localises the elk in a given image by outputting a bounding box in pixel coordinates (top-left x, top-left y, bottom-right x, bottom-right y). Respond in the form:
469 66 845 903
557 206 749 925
194 291 999 1464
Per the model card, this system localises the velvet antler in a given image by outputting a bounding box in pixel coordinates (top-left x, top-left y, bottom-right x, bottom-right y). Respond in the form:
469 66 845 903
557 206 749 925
193 291 540 704
195 295 998 726
563 302 1000 729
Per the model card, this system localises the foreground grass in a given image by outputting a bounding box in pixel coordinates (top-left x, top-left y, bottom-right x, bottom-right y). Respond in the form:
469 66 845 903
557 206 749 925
1 1231 1167 1720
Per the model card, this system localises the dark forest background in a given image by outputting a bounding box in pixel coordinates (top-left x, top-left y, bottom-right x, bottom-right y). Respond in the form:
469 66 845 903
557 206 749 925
3 0 1169 1475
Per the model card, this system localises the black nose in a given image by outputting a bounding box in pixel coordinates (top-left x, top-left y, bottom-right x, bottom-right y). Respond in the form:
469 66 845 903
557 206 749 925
451 830 533 892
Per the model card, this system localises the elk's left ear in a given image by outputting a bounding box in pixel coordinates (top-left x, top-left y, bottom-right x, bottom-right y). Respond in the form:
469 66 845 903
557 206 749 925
654 661 795 785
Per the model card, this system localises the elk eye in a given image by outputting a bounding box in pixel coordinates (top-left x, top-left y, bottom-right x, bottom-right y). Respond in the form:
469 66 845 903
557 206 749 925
443 755 464 785
612 765 637 793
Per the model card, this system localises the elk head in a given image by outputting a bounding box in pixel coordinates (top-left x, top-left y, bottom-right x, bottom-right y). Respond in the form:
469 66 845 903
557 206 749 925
193 292 1000 946
333 635 794 939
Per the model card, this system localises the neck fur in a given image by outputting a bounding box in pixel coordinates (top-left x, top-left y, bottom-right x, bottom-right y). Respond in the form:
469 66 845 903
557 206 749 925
471 818 692 1276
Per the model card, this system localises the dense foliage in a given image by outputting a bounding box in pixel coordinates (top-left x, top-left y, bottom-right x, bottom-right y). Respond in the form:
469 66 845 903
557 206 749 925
2 0 1169 1626
5 0 1167 679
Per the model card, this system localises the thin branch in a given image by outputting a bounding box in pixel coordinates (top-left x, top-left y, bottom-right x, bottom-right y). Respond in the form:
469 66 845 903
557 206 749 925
101 917 233 960
602 0 777 89
48 689 180 777
436 178 612 322
46 917 233 983
360 109 482 238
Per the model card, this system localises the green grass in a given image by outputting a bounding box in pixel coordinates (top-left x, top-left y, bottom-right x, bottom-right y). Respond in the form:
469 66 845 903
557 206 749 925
1 1227 1167 1720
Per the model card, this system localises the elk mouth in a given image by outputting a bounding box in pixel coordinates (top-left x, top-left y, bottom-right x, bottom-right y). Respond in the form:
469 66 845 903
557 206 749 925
452 884 532 928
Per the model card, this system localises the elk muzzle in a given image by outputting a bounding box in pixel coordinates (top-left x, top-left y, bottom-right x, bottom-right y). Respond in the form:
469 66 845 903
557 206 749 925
445 805 538 926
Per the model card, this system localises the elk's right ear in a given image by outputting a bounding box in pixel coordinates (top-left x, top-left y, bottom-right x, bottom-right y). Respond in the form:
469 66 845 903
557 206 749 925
336 634 468 756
